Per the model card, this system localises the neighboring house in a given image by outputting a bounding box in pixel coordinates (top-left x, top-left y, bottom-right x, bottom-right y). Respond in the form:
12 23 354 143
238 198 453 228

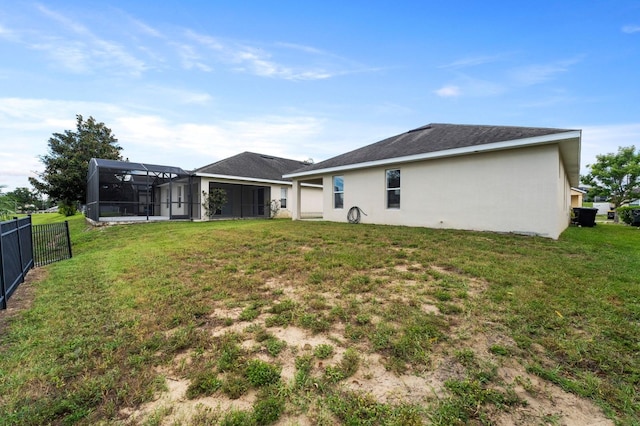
285 123 582 239
570 187 586 208
194 152 322 220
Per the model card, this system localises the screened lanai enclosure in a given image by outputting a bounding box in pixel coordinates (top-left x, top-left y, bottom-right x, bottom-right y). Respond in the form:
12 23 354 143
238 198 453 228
86 159 199 222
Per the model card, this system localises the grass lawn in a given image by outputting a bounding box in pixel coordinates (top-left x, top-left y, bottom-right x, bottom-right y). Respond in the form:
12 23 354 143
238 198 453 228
0 214 638 425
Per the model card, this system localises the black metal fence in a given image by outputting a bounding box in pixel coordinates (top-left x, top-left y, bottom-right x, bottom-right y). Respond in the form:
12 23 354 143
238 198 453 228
32 221 72 267
0 216 34 309
0 217 72 309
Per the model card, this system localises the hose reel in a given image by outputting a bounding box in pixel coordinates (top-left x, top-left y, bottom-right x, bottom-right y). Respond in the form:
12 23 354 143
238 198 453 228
347 206 367 224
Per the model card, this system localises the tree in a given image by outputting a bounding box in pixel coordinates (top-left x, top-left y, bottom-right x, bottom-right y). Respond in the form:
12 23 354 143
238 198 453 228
29 115 122 215
581 146 640 222
6 187 39 212
0 185 14 220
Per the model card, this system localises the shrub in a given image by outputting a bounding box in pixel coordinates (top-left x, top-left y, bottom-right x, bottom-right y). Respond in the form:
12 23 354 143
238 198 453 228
618 206 640 225
58 202 77 217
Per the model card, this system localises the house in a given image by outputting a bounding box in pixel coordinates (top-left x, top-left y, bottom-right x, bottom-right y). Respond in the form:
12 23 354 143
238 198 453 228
284 123 582 239
570 187 587 208
193 152 322 219
86 153 322 223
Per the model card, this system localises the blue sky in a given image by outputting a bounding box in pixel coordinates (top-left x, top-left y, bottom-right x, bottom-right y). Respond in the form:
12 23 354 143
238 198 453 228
1 1 639 192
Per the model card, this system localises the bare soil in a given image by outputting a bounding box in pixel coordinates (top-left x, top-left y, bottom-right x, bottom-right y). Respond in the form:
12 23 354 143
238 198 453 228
1 267 613 425
123 266 613 425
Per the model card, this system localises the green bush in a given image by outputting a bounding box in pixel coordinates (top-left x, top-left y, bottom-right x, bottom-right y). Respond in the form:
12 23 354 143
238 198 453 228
58 202 77 217
618 206 640 225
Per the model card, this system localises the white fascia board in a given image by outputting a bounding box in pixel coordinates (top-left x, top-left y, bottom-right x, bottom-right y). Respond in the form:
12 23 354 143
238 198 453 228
195 173 291 186
284 131 582 179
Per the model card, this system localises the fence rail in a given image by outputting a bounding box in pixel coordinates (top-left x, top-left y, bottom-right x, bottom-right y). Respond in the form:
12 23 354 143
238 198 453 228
0 217 72 309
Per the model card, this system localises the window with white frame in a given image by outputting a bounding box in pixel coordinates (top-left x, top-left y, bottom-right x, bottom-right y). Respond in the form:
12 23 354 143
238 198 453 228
386 169 400 209
280 187 288 209
333 176 344 209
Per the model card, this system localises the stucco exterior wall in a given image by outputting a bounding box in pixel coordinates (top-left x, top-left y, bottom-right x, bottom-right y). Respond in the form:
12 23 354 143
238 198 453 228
300 186 323 218
319 144 570 238
570 189 584 208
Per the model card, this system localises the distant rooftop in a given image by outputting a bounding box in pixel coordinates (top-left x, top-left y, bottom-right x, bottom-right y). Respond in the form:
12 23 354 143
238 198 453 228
195 151 311 182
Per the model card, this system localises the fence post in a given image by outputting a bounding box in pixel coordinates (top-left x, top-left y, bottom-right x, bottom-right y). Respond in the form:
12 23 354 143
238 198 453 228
65 221 73 260
13 217 25 288
0 221 5 310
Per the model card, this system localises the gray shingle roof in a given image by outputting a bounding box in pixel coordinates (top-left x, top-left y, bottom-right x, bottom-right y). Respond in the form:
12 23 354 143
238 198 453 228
195 152 310 182
291 123 577 174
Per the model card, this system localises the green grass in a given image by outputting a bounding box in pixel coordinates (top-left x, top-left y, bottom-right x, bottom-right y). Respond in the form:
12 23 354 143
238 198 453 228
0 214 638 424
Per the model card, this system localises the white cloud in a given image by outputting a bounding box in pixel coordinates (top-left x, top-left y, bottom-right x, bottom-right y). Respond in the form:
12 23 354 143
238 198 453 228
439 54 507 69
435 85 461 97
509 57 583 86
113 114 325 166
28 4 148 76
185 30 351 81
622 25 640 34
36 4 90 36
127 16 163 38
0 23 17 41
172 42 213 72
510 64 568 85
0 97 327 190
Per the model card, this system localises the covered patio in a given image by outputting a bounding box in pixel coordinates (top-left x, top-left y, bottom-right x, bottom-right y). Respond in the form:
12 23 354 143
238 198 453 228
86 159 198 222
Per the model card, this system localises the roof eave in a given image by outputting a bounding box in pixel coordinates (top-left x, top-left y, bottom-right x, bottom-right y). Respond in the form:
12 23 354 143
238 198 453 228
194 172 292 186
284 130 582 179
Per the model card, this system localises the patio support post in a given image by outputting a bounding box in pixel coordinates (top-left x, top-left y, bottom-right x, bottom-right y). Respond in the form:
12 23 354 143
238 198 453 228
146 170 150 221
291 179 301 220
168 173 173 220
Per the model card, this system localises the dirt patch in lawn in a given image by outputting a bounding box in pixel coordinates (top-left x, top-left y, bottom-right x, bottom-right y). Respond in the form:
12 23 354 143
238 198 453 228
122 263 613 426
5 264 613 426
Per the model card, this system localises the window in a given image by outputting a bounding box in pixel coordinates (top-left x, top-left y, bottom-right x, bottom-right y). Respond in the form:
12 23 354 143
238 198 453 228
280 187 288 209
333 176 344 209
177 186 182 208
386 169 400 209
